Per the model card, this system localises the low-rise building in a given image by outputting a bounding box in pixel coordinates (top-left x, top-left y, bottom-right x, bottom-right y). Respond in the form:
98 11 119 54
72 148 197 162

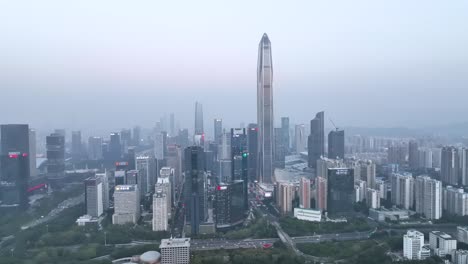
403 230 428 260
160 238 190 264
429 231 457 257
294 208 322 222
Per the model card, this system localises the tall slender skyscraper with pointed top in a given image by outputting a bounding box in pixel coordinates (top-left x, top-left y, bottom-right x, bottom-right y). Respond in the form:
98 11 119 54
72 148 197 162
257 33 274 184
194 101 204 147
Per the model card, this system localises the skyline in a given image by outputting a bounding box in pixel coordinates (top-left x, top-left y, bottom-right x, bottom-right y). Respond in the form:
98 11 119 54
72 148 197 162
1 1 468 132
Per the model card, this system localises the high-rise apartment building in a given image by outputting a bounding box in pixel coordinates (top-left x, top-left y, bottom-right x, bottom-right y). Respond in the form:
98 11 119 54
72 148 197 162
408 140 419 169
308 111 325 168
257 33 274 184
328 129 344 160
414 176 442 220
276 182 295 215
443 186 468 216
95 172 110 211
441 146 459 186
366 188 381 209
299 177 311 209
112 185 140 225
315 176 327 211
391 173 414 210
461 148 468 186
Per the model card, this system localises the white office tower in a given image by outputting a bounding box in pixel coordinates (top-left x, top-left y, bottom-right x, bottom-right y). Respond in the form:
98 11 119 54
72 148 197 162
112 185 140 225
443 186 468 216
160 238 190 264
85 176 103 217
354 180 367 202
366 188 380 209
458 226 468 244
152 185 168 231
391 173 414 210
414 176 442 220
454 250 468 264
136 156 157 195
95 172 110 211
359 161 376 189
375 179 387 199
295 124 306 153
429 231 457 257
403 230 427 260
159 167 173 211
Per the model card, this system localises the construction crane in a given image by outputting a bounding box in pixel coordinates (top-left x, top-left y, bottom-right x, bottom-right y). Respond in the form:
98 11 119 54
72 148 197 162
329 118 339 131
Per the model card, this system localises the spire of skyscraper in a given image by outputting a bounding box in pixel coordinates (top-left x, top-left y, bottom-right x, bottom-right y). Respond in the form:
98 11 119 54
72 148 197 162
257 33 274 184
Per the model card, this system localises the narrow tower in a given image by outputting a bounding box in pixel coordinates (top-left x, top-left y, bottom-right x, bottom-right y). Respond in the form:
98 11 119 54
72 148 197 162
257 33 274 183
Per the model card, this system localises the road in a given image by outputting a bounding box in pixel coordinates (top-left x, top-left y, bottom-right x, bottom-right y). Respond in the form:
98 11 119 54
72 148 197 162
21 193 85 230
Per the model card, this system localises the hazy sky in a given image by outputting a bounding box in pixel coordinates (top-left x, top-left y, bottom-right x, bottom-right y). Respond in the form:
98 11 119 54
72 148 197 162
1 1 467 136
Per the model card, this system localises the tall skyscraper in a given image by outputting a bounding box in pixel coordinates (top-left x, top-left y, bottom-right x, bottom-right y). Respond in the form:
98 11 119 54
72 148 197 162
462 148 468 186
132 126 141 146
71 131 82 161
215 181 245 229
46 133 65 178
327 168 354 214
194 101 204 147
214 119 223 145
247 124 258 183
136 156 157 195
408 140 419 169
153 182 169 231
85 176 103 217
166 145 182 192
120 129 132 154
109 132 122 161
308 111 325 168
415 176 442 220
299 177 311 209
257 33 274 184
95 172 110 211
274 127 286 168
170 113 175 137
0 124 30 208
88 136 103 160
441 146 459 186
112 185 140 225
184 146 207 235
294 124 306 154
328 129 344 160
281 117 290 154
28 128 37 177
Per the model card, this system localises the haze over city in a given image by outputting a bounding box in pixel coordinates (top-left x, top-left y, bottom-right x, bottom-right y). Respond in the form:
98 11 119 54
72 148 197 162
1 0 468 133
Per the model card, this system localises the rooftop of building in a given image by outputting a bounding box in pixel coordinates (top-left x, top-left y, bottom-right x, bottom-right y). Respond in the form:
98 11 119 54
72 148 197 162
430 231 454 239
160 238 190 248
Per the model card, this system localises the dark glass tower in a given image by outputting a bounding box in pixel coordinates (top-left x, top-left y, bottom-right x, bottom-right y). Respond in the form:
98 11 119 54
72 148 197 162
184 146 206 235
328 130 345 160
46 133 65 178
0 124 30 208
308 111 324 168
257 33 274 184
247 124 259 183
